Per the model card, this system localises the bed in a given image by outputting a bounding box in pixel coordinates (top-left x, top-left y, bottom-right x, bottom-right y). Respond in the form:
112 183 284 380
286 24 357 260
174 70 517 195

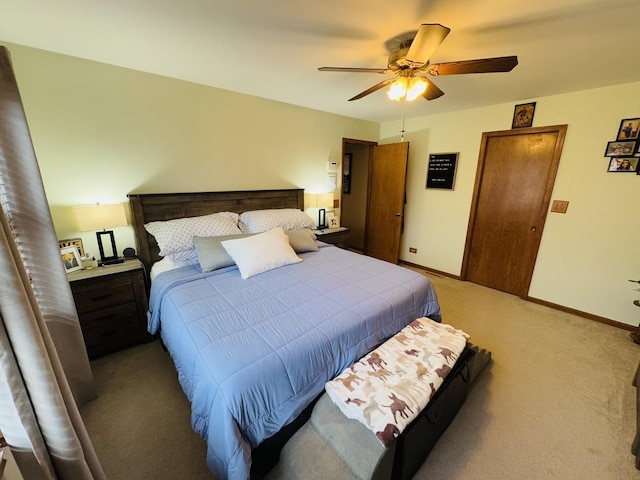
128 189 442 480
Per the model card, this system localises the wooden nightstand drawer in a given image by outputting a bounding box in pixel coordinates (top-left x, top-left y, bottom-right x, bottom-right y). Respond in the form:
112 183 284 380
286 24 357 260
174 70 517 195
71 278 136 313
78 302 138 329
82 312 139 347
313 227 350 249
67 260 151 358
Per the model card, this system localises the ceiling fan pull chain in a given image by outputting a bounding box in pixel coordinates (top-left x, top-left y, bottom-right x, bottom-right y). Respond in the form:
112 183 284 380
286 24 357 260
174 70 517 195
400 96 408 141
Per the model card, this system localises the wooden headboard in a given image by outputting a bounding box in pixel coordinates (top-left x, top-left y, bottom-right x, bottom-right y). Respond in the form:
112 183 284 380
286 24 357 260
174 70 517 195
127 189 305 274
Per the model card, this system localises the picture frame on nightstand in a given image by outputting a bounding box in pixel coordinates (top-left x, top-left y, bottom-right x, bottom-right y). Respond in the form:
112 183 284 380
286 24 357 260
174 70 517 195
58 237 85 256
60 245 83 273
326 210 340 228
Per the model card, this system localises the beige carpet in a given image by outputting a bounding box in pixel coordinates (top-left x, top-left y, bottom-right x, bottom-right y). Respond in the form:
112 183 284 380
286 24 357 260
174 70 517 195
80 274 640 479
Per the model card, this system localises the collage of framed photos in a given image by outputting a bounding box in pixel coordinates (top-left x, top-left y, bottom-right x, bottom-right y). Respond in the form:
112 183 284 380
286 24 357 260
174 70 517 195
604 117 640 173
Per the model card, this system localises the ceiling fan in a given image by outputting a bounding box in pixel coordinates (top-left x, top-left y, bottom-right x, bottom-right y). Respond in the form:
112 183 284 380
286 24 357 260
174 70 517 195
318 23 518 102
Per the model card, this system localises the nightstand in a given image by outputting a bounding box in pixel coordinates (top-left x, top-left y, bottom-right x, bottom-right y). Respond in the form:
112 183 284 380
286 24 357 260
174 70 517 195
67 259 152 359
313 227 350 249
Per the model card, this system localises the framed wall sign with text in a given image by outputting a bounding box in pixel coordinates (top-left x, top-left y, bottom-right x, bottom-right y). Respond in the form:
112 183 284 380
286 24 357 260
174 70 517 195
426 153 459 190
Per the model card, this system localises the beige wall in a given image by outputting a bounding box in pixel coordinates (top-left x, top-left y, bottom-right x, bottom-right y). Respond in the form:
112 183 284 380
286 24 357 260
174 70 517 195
6 41 640 328
381 82 640 326
5 42 378 259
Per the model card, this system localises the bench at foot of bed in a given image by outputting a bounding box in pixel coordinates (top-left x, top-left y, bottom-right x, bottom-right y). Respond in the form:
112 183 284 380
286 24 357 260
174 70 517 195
264 344 491 480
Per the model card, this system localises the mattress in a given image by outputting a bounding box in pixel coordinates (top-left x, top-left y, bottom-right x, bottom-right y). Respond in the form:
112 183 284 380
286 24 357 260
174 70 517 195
148 244 441 480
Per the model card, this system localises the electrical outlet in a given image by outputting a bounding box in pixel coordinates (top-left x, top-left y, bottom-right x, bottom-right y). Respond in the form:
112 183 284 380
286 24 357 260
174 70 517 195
409 247 417 254
551 200 569 214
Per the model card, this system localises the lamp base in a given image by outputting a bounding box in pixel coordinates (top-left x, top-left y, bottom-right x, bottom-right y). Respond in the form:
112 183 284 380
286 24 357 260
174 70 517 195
96 230 123 267
99 257 125 267
318 208 328 231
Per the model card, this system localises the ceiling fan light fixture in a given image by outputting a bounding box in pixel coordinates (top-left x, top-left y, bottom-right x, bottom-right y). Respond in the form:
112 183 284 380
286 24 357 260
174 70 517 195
406 76 427 101
319 23 518 103
387 77 408 101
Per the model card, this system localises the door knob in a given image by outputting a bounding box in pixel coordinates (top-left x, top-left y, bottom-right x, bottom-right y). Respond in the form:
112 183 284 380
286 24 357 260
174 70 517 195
395 212 403 217
531 226 537 232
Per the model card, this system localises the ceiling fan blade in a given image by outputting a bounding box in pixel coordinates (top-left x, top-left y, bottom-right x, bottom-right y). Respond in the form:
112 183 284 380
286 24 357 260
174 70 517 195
348 78 395 101
422 78 445 101
405 24 451 67
318 66 389 74
427 56 518 75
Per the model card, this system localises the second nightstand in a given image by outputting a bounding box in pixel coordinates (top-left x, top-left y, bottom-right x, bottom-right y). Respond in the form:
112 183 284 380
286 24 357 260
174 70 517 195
313 226 350 249
67 259 152 359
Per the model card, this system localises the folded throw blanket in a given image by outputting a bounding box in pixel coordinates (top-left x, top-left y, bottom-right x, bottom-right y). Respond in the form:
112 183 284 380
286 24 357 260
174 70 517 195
325 317 469 446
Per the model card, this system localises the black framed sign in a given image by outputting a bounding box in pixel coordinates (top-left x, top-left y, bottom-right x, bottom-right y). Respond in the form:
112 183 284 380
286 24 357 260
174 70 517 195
426 152 459 190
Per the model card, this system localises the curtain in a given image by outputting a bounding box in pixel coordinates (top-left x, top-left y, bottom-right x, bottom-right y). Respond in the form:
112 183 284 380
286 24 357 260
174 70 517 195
0 46 106 478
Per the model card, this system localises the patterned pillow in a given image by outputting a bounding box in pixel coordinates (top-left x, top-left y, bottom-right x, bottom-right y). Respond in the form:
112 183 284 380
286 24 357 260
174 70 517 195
239 209 315 233
144 212 241 256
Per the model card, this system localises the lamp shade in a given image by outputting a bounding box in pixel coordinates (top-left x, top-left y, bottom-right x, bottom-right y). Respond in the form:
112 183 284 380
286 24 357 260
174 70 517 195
73 203 127 232
308 193 334 209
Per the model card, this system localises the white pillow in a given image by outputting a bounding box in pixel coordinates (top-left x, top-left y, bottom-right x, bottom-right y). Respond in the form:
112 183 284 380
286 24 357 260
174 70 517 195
144 212 241 256
239 208 315 233
221 227 302 279
150 256 193 281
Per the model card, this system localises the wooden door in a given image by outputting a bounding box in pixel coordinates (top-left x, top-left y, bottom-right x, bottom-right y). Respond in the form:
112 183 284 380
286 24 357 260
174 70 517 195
462 125 567 297
364 142 409 263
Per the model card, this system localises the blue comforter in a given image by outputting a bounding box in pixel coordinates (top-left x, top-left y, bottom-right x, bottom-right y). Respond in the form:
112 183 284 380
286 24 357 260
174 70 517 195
148 244 441 480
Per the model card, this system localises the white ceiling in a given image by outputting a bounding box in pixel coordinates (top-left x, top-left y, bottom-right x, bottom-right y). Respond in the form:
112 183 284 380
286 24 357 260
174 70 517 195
1 0 639 123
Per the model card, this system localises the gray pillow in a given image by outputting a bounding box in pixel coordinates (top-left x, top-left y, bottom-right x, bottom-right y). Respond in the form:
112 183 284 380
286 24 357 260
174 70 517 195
194 233 253 273
285 229 318 253
194 229 318 273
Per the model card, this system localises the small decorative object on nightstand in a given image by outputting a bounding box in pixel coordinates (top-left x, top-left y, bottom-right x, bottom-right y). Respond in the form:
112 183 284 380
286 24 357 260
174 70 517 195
313 226 350 249
67 259 152 358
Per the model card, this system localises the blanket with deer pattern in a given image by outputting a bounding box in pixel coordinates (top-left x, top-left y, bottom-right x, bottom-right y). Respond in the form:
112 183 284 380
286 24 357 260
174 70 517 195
324 317 469 447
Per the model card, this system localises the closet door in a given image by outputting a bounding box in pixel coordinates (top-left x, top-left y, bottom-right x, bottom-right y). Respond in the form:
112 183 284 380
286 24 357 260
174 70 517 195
364 142 409 264
462 125 567 297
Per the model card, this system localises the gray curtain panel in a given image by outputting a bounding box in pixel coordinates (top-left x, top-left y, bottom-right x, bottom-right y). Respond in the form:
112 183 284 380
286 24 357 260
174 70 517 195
0 46 105 479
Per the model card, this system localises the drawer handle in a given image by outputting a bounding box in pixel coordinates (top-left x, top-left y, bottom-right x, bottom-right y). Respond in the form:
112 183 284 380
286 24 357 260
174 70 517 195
90 294 113 302
98 329 119 338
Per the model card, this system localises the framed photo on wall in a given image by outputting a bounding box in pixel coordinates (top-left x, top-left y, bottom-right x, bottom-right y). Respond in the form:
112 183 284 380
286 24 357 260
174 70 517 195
343 153 352 194
616 118 640 140
607 157 638 172
511 102 536 129
604 140 636 157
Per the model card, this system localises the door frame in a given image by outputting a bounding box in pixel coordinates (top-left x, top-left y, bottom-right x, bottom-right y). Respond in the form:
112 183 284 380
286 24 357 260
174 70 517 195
342 138 376 250
460 124 568 298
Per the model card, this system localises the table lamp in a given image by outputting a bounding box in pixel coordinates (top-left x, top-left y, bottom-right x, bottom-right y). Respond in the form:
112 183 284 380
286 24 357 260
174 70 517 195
73 203 127 266
309 193 334 229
